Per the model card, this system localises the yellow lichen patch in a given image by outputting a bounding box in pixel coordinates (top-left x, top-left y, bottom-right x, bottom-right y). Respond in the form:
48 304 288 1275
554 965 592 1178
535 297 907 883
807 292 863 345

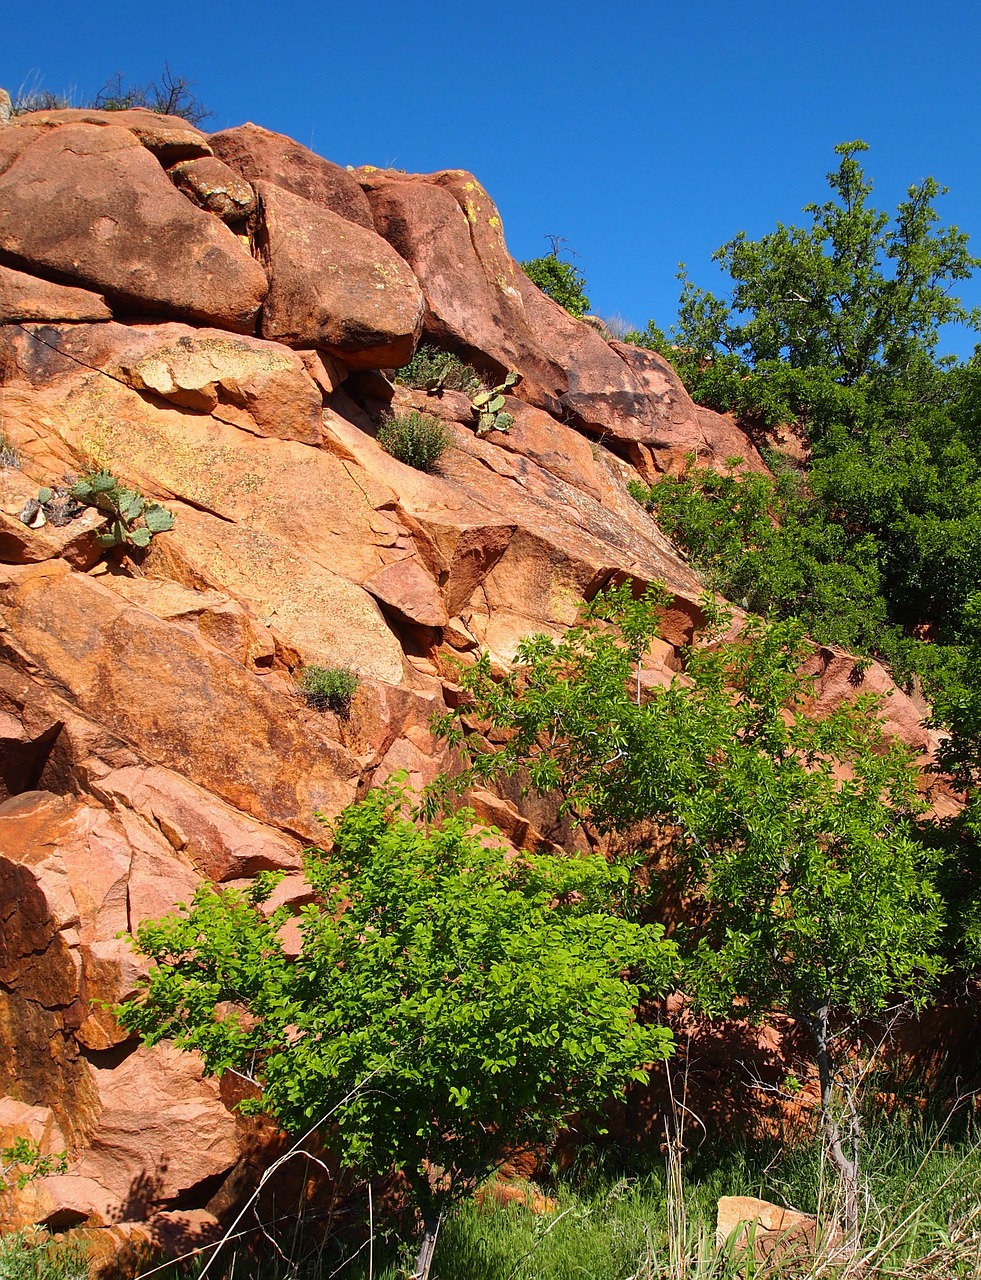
488 215 501 229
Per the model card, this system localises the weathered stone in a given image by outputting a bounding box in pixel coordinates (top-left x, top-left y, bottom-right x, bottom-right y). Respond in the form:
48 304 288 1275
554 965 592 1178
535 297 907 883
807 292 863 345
38 1044 237 1224
100 577 277 669
168 155 257 223
255 179 424 368
363 556 448 628
717 1195 841 1262
0 264 112 323
360 169 554 385
0 124 267 331
8 107 212 163
210 122 374 228
0 562 363 836
92 763 304 882
0 89 11 126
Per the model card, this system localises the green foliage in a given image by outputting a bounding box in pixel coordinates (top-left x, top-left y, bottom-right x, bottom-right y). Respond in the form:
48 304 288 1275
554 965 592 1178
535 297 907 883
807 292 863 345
0 1138 67 1194
297 664 359 715
118 780 675 1270
661 141 979 390
521 254 591 319
439 586 943 1033
70 469 175 549
628 462 914 673
471 371 520 436
394 344 482 395
0 1232 88 1280
925 601 981 973
377 411 451 472
0 431 20 470
626 141 981 725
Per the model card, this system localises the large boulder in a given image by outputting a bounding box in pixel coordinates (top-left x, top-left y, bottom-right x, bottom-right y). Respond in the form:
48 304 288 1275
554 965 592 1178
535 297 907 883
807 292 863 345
0 124 268 332
359 168 558 387
210 122 375 228
7 107 212 163
254 179 424 368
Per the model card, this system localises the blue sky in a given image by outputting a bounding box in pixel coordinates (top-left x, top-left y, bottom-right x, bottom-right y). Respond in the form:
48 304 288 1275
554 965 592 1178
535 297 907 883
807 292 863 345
5 0 981 357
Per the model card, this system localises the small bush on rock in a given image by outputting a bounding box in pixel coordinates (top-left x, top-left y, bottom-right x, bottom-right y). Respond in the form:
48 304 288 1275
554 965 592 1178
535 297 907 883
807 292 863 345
395 344 482 395
377 411 450 473
297 665 359 714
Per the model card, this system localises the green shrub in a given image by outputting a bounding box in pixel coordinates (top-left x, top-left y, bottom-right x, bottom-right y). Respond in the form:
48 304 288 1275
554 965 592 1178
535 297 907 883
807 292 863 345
0 1231 88 1280
394 344 482 395
0 432 19 469
521 254 591 318
297 665 359 714
376 412 451 473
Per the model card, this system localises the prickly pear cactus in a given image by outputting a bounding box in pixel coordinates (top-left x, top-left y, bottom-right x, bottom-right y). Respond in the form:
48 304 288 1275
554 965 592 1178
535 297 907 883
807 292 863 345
69 470 175 550
471 371 520 437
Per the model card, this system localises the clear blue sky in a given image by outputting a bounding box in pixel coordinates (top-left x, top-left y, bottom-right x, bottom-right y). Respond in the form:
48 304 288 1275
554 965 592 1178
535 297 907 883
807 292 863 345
5 0 981 357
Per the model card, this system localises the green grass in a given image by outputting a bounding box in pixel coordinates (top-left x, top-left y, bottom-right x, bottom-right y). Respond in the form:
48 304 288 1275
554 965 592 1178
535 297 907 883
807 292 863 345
151 1111 981 1280
0 1231 89 1280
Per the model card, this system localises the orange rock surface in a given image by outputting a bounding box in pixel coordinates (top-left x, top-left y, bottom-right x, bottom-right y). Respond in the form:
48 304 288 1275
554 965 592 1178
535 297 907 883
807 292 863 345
0 103 949 1266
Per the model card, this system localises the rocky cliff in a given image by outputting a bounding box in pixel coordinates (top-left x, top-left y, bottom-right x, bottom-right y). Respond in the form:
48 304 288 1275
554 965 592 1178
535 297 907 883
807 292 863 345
0 107 941 1253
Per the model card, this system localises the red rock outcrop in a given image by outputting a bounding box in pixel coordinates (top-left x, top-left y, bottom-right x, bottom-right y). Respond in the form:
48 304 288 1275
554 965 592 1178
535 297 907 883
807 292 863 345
0 124 267 331
0 104 947 1268
167 155 257 224
6 107 213 163
0 266 112 325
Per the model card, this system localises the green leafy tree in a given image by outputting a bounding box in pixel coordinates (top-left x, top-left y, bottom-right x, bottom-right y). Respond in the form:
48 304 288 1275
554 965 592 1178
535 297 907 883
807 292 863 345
0 1138 66 1195
438 588 945 1239
626 143 981 709
928 598 981 971
666 141 979 391
521 240 591 318
118 780 675 1280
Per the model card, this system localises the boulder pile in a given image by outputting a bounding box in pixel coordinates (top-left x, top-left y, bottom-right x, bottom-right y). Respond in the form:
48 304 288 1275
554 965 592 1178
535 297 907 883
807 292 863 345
0 105 941 1256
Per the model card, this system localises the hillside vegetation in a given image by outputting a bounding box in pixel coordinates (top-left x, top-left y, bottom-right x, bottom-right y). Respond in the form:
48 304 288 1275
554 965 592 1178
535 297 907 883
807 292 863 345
1 105 979 1280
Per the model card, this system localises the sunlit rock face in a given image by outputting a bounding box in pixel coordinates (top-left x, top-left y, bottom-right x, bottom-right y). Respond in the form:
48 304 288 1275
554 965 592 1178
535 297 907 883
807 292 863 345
0 100 943 1264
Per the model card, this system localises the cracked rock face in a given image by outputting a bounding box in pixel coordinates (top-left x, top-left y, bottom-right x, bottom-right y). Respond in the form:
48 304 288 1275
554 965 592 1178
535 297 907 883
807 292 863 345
0 105 944 1260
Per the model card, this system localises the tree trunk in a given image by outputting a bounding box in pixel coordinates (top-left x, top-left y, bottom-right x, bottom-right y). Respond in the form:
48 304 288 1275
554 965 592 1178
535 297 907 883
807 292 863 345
810 1005 860 1246
410 1205 444 1280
